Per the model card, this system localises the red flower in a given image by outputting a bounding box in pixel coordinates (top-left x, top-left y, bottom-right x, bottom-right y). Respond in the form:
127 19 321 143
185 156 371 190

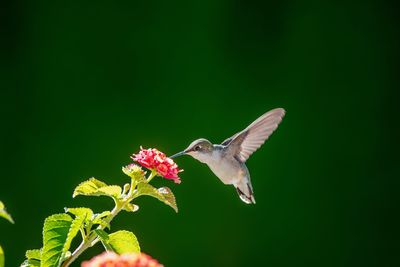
131 147 182 184
81 252 163 267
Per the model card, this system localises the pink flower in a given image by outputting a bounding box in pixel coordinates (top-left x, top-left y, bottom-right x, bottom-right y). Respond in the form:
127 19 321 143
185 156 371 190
131 147 182 184
81 252 163 267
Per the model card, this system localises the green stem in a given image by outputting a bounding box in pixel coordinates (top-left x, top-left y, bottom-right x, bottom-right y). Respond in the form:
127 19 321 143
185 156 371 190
146 170 157 183
79 228 86 240
61 202 124 267
61 170 155 267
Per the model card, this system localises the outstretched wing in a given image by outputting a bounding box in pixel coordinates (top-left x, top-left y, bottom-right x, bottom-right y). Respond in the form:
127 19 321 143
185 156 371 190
222 108 285 162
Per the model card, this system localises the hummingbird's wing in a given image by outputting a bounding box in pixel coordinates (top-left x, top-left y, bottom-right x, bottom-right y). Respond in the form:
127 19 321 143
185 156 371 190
222 108 285 162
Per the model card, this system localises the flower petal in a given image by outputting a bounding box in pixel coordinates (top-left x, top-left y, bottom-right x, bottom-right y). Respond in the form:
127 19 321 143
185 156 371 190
131 147 183 183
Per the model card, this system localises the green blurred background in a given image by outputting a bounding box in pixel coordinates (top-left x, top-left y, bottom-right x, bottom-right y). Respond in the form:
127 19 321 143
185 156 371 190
1 0 399 266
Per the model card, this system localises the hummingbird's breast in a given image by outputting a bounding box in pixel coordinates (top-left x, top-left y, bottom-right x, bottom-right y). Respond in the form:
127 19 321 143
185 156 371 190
205 150 246 185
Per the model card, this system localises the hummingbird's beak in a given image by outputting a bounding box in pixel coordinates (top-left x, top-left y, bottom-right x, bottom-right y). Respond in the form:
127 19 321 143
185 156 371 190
170 151 186 159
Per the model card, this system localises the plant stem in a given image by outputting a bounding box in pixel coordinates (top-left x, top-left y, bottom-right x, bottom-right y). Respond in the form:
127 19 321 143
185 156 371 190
146 171 157 183
60 238 91 267
61 202 123 267
61 170 149 267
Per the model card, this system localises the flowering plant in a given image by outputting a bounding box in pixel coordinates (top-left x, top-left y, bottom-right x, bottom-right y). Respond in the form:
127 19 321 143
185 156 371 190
21 148 182 267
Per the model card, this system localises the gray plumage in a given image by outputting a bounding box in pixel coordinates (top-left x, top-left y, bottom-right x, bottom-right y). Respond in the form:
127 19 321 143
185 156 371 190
171 108 285 204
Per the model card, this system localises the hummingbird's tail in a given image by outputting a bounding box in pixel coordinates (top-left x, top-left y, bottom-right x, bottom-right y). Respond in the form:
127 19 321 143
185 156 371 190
234 178 256 204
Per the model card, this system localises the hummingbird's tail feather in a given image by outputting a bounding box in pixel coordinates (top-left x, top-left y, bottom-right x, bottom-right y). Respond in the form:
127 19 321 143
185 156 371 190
234 179 256 204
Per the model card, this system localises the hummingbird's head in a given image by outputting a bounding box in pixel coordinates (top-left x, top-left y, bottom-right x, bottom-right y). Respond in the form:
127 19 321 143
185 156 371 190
170 138 213 163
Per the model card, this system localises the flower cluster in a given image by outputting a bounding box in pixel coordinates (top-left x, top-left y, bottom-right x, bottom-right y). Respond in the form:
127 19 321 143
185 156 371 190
131 147 182 184
82 252 163 267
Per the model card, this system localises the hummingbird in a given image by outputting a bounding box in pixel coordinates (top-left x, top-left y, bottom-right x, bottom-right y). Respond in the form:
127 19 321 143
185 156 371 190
170 108 285 204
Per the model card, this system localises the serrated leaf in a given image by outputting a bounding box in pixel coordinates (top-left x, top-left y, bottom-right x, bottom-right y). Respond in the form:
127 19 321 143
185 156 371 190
21 259 40 267
73 178 121 200
97 186 122 198
62 215 86 256
157 187 178 212
0 244 4 267
41 214 73 267
122 203 139 213
20 249 41 267
136 183 178 212
26 249 41 260
65 208 93 220
73 178 107 197
0 201 14 224
108 230 140 254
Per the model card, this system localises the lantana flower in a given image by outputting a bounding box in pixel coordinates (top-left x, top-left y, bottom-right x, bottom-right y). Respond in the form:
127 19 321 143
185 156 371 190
82 252 163 267
131 147 182 184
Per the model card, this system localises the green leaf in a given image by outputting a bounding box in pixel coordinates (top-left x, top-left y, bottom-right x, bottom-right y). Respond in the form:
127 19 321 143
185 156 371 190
92 211 111 229
108 230 140 254
72 178 108 197
0 201 14 223
26 249 41 260
20 249 41 267
94 229 109 241
73 178 107 196
93 211 111 220
65 207 93 228
41 214 73 267
21 259 41 267
73 178 121 200
0 244 4 267
157 187 178 212
94 229 113 251
122 203 139 213
136 183 178 212
97 186 122 198
63 215 86 257
65 208 93 220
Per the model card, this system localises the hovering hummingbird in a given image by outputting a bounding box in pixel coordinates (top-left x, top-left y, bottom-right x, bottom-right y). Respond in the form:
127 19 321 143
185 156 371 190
170 108 285 204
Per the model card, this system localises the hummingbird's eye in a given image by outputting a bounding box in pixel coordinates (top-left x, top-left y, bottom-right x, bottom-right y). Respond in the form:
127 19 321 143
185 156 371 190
194 145 201 151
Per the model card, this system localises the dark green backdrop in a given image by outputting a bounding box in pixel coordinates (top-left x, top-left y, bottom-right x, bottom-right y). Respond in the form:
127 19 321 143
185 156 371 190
1 1 399 266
